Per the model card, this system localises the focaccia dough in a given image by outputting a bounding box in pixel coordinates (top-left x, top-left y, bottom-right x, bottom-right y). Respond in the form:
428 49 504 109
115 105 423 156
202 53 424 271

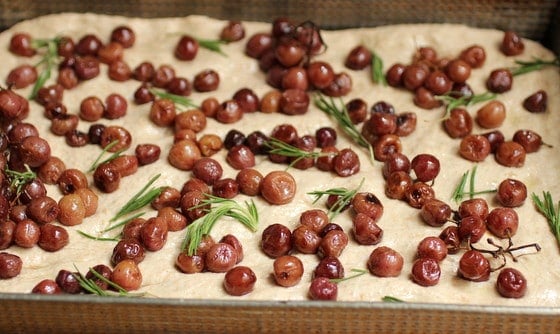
0 13 559 306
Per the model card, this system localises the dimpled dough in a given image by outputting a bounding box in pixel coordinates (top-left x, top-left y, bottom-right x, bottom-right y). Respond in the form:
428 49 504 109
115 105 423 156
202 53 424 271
0 13 559 305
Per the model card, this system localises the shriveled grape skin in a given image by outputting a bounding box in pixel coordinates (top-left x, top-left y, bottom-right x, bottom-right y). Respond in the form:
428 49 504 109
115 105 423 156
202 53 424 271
496 268 527 298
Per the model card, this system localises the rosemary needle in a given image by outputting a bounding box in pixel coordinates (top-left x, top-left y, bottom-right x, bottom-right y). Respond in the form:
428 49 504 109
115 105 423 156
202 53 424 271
149 88 199 108
382 296 405 302
510 57 560 76
78 212 145 242
532 191 560 248
29 37 61 100
76 230 120 242
5 164 36 196
111 174 163 222
264 138 332 169
451 165 496 203
103 212 146 233
182 195 259 256
197 38 228 56
308 178 364 219
436 91 496 118
74 265 142 297
314 94 375 163
370 51 387 86
88 140 121 172
330 269 368 283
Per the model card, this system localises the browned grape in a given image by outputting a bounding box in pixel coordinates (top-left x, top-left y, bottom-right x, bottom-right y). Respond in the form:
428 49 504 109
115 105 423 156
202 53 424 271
458 250 490 282
140 217 168 251
38 223 69 252
224 266 256 296
111 259 142 291
367 246 403 277
411 257 440 286
309 277 337 300
0 252 22 278
176 252 205 274
205 242 238 273
496 267 527 298
261 223 292 258
260 171 296 205
273 255 304 287
416 236 448 262
314 255 344 279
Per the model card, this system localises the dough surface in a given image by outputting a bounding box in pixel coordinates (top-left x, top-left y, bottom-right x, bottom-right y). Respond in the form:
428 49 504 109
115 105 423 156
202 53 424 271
0 13 559 306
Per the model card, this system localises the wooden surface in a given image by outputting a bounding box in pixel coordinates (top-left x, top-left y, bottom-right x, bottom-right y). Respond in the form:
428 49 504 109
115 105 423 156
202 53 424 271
1 294 560 334
1 0 558 39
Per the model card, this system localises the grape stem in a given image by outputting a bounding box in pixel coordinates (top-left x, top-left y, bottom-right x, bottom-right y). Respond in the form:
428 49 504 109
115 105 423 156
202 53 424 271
469 237 541 270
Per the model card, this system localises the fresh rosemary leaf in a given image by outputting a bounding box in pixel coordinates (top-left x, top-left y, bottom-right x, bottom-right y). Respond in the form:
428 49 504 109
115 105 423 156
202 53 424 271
5 164 36 196
149 88 199 108
382 296 404 302
74 265 142 297
330 269 368 283
197 38 228 56
87 140 121 172
451 166 496 203
87 267 129 295
532 191 560 248
469 164 477 195
451 170 469 203
314 94 374 163
77 230 120 242
182 195 259 256
111 174 163 222
436 91 496 118
30 66 51 100
103 212 145 233
29 37 60 100
264 138 332 169
74 272 105 295
308 178 364 219
370 51 387 86
511 57 560 76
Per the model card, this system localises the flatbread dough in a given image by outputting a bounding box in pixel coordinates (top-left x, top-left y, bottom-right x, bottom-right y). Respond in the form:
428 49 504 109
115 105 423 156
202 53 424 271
0 13 559 306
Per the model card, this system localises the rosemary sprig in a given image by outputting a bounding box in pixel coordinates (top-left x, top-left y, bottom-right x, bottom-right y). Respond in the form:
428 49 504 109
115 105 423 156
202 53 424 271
77 212 145 242
314 94 374 163
149 88 199 109
73 265 143 297
308 178 364 220
436 91 496 118
532 191 560 249
382 296 404 302
104 212 145 233
76 230 120 242
110 174 163 222
370 51 387 86
264 138 332 169
29 37 61 100
329 268 368 283
510 57 559 76
87 140 125 173
5 164 36 196
451 165 497 203
181 195 259 256
197 38 228 56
